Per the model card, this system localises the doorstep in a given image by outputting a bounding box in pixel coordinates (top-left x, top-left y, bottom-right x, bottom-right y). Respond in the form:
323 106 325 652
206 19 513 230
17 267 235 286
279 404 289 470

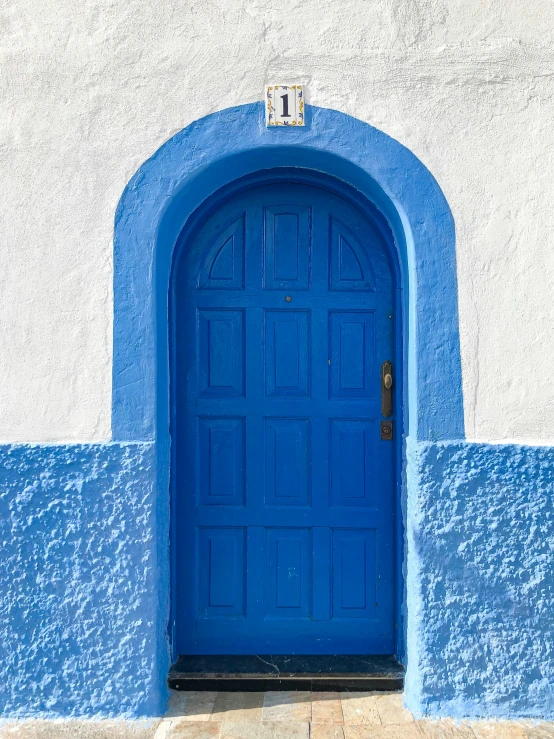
168 654 404 692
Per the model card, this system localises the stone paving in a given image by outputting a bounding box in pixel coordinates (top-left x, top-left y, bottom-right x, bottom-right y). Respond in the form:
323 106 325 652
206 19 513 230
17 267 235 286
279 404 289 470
1 692 554 738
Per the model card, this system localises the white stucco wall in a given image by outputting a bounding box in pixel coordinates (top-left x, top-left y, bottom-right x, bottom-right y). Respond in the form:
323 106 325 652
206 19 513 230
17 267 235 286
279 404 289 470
1 0 553 443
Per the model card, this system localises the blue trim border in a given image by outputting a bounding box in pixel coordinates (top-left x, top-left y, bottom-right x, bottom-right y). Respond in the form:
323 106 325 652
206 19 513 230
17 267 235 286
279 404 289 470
113 102 464 443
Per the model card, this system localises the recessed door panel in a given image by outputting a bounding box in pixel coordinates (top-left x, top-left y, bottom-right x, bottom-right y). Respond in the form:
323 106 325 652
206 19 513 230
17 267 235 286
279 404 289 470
174 179 398 655
198 528 246 617
198 309 245 397
265 310 310 398
332 529 377 619
264 418 310 507
330 311 376 399
198 417 245 506
264 205 311 290
198 214 245 290
266 528 311 618
330 419 377 508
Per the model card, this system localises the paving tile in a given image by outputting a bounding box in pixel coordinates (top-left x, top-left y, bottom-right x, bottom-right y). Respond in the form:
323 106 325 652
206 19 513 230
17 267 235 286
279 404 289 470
153 721 172 739
261 691 311 722
210 692 264 722
340 693 381 725
311 725 346 739
167 693 217 722
0 720 161 738
417 719 476 739
344 724 422 739
518 722 554 739
311 692 344 724
220 720 310 738
165 722 221 739
471 722 527 739
375 693 414 724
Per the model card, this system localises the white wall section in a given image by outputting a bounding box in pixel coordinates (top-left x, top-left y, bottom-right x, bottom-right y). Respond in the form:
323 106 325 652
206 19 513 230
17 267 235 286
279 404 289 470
1 0 553 442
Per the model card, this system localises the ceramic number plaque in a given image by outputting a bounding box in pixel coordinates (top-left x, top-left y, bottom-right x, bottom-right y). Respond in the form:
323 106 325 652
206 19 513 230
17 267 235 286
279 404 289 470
265 85 304 126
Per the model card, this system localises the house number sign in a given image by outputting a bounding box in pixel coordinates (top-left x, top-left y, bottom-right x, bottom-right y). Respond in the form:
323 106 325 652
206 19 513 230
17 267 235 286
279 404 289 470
265 85 305 126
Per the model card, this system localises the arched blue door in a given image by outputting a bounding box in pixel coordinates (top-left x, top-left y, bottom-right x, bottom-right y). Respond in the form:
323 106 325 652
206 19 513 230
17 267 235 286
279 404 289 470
172 177 398 654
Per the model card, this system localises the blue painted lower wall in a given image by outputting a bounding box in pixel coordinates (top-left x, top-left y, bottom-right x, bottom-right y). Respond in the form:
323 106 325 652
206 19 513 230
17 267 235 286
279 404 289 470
0 442 169 718
405 439 554 719
0 440 552 718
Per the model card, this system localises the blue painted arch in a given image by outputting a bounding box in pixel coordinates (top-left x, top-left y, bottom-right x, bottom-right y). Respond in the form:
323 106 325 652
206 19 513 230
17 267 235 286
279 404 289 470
112 102 464 443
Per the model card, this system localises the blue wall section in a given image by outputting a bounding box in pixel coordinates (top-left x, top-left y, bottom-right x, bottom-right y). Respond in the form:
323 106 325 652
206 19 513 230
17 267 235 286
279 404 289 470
405 439 554 719
2 440 552 718
0 443 168 718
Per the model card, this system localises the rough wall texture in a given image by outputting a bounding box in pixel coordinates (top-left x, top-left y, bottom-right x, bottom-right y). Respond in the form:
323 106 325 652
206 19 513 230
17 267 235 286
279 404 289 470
0 443 168 718
1 0 554 442
405 440 554 719
2 438 553 719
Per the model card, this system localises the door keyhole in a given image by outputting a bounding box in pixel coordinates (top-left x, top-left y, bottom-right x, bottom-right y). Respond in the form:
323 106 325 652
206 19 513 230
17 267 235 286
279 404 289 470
285 295 292 303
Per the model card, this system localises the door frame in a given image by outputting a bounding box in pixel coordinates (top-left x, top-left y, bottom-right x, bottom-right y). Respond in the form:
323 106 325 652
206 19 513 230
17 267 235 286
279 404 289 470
168 168 404 658
112 102 464 695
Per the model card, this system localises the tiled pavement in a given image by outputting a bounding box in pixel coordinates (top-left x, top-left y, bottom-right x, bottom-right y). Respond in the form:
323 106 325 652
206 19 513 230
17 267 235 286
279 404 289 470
1 692 554 738
156 691 554 739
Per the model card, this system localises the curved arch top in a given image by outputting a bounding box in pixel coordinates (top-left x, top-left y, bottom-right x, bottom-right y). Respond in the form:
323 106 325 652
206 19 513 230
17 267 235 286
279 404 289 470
113 102 464 442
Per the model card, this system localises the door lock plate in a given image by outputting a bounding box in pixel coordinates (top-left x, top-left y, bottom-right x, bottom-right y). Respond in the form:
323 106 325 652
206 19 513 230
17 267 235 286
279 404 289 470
381 360 393 417
380 421 393 440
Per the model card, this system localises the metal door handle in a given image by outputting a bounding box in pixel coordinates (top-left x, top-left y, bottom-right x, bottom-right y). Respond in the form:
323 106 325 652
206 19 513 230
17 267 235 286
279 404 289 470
381 361 393 418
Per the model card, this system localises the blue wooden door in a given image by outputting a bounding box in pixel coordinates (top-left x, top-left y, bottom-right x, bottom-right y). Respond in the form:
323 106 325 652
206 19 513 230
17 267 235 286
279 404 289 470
173 180 397 654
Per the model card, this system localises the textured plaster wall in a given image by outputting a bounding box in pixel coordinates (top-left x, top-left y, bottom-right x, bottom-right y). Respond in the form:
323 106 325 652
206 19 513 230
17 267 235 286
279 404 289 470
2 438 552 719
405 440 554 719
0 443 168 718
1 0 554 442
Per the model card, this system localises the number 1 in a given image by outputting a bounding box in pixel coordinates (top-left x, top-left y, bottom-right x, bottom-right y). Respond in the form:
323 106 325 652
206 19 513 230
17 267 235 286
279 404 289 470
280 93 291 118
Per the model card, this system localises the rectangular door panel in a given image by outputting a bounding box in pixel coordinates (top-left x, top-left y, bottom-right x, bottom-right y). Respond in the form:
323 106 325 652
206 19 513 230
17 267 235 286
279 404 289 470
265 310 310 397
198 417 245 506
263 205 311 290
264 418 310 506
198 527 246 617
332 529 377 619
329 311 375 399
198 309 245 397
330 419 377 508
266 528 311 618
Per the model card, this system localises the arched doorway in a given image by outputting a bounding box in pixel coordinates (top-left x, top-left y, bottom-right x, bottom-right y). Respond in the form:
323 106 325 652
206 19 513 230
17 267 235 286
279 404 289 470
170 170 401 655
112 103 464 703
